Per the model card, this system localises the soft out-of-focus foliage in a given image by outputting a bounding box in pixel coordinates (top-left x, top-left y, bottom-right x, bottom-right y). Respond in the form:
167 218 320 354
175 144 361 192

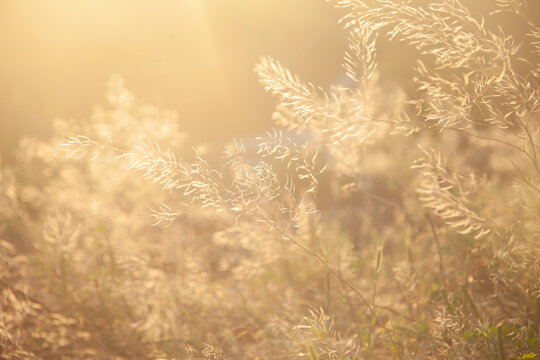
1 0 539 358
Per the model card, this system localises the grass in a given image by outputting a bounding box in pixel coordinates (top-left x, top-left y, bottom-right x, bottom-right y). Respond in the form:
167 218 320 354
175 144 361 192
1 0 539 358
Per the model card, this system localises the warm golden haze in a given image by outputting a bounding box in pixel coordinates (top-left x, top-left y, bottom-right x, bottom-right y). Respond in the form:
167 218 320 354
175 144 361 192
1 0 540 359
0 0 345 158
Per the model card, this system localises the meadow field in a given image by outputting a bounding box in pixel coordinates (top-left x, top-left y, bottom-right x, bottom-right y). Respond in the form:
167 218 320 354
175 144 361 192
1 0 539 358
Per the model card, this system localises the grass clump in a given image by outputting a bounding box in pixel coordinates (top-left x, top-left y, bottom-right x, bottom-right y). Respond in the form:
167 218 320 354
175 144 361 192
1 0 539 358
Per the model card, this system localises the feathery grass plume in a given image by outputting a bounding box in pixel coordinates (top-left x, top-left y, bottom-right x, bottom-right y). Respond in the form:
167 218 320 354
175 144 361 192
62 135 223 218
148 203 180 226
431 306 482 358
413 148 490 239
255 56 334 127
61 135 127 163
202 344 227 359
255 13 421 190
294 307 360 359
125 140 224 205
493 0 540 80
255 56 380 142
63 133 311 228
257 129 325 194
342 0 538 134
413 60 475 130
344 25 377 92
349 0 504 70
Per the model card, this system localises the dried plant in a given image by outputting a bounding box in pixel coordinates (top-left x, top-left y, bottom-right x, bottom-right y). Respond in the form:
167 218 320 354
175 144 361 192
1 0 539 359
413 149 490 239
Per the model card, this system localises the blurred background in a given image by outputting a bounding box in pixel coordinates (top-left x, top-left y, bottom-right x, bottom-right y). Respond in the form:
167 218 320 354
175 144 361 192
1 0 537 162
0 0 347 162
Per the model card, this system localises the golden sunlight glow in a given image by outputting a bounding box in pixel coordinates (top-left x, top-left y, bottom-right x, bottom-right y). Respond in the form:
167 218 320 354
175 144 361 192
0 0 346 156
1 0 538 358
